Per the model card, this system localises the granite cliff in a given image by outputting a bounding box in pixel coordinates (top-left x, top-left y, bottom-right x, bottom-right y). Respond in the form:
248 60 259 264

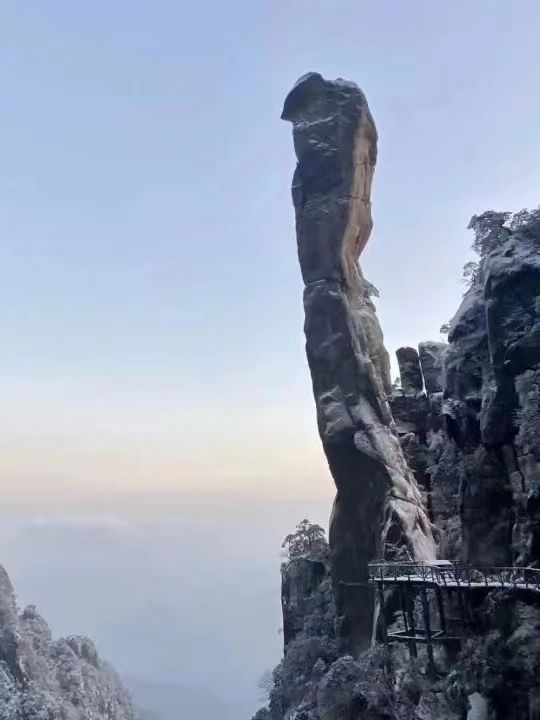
252 73 540 720
0 565 137 720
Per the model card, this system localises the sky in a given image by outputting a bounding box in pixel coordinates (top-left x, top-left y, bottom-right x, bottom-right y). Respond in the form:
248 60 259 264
0 1 540 718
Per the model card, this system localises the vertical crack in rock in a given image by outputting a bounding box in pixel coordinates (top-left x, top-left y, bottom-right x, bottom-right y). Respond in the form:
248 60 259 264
282 72 436 652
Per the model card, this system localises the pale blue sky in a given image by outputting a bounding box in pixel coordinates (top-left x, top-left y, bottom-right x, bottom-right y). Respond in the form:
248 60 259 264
1 1 540 493
1 2 540 718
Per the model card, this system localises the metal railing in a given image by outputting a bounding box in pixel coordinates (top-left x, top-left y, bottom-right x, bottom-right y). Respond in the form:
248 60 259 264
368 562 540 593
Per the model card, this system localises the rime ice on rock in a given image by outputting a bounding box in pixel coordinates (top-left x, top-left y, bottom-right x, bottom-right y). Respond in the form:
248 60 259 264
0 565 137 720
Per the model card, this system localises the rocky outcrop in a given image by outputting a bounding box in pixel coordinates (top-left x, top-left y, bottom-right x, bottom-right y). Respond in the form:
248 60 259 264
431 210 540 566
0 565 137 720
281 556 332 648
281 72 435 653
418 342 446 395
396 347 424 395
383 212 540 569
265 539 338 720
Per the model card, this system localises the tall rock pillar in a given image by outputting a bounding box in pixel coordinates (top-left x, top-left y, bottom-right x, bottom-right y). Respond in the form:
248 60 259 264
282 73 435 652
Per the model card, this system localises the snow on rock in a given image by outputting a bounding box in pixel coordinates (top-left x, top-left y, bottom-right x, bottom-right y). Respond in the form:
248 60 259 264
0 565 138 720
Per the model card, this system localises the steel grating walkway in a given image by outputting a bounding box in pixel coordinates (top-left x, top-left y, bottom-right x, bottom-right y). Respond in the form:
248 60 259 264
363 561 540 674
368 561 540 593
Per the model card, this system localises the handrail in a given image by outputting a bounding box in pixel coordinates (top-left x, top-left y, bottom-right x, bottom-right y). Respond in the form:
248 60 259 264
366 562 540 592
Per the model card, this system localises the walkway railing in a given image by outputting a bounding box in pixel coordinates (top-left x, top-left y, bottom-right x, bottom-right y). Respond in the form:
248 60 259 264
363 560 540 674
368 561 540 593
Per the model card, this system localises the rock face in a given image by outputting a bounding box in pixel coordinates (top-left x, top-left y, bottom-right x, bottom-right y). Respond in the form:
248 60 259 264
396 347 424 395
281 72 435 652
418 342 446 394
383 213 540 569
0 565 137 720
281 556 331 648
436 211 540 566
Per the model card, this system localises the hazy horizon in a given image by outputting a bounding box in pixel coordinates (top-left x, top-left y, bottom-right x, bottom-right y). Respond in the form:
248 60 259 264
0 487 334 719
1 1 540 717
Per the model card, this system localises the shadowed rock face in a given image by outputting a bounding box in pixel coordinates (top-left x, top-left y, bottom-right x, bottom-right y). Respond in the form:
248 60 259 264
396 346 424 394
389 212 540 569
446 213 540 565
281 556 333 648
282 72 435 652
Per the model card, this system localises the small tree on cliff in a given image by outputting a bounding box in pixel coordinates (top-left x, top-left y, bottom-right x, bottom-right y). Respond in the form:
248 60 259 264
282 519 328 559
468 210 511 258
461 260 479 286
439 321 451 336
461 208 540 289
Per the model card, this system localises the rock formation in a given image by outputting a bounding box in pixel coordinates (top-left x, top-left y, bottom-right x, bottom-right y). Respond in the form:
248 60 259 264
396 347 424 395
0 565 137 720
281 554 331 648
418 342 446 395
254 206 540 720
281 72 435 652
392 210 540 568
252 70 540 720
